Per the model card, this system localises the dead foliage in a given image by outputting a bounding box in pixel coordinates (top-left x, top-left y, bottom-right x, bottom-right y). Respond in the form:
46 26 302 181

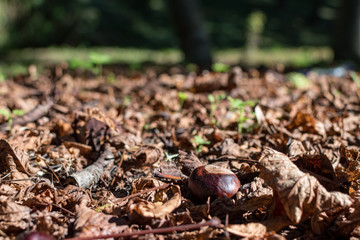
0 65 360 239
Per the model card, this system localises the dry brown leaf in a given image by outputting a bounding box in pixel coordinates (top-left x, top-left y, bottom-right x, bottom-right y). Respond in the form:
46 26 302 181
128 185 181 219
178 150 203 176
0 196 32 234
295 154 335 180
338 144 360 192
0 184 18 197
133 145 163 166
258 147 353 225
333 197 360 237
287 139 306 158
225 222 267 238
0 139 38 175
32 210 68 238
287 112 326 137
131 177 165 202
236 177 273 211
74 202 128 238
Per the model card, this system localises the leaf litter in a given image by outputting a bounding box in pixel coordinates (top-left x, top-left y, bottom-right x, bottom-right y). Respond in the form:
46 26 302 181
0 65 360 239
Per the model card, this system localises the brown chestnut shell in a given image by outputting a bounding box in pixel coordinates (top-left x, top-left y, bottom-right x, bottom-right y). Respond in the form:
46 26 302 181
188 165 241 202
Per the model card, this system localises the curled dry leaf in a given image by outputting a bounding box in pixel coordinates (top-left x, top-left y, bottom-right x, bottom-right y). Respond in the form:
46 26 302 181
225 222 267 238
287 139 306 158
133 145 163 166
219 138 242 157
338 144 360 192
131 177 164 198
128 185 181 220
178 150 203 176
236 177 273 211
333 198 360 237
287 112 326 138
0 139 37 175
258 147 353 225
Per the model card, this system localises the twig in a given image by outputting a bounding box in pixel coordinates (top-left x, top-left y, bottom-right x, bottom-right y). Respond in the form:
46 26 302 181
112 183 170 204
209 155 258 163
65 218 221 240
110 150 125 186
0 99 53 130
50 203 76 216
153 169 183 180
64 144 113 189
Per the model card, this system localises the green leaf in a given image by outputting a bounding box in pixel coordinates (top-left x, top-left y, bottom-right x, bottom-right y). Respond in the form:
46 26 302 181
164 152 179 162
0 109 10 118
192 135 210 145
178 91 188 101
69 59 93 70
287 72 312 89
208 94 215 103
212 62 230 73
12 109 25 116
350 71 360 88
89 52 111 65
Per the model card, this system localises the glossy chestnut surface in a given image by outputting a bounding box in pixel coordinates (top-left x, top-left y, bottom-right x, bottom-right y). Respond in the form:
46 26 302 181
188 165 241 202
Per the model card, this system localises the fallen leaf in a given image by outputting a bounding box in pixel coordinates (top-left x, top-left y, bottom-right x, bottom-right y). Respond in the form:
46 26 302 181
0 196 32 234
258 147 353 225
128 185 181 220
225 222 267 238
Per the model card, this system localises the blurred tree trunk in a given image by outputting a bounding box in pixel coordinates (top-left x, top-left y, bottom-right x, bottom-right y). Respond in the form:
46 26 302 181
168 0 213 70
332 0 360 64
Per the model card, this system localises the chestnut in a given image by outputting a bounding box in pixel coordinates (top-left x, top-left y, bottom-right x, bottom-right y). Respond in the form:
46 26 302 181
188 165 241 202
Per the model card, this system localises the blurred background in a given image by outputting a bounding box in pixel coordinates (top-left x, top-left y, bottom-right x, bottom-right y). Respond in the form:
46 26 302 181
0 0 358 73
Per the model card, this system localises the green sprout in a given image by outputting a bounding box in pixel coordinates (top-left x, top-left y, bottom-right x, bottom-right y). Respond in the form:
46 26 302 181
94 204 110 212
123 95 131 106
178 91 188 110
186 63 198 73
350 71 360 88
0 71 6 82
227 97 257 134
192 135 210 154
164 152 179 162
287 72 311 89
89 52 111 76
212 62 230 73
69 52 111 76
106 73 116 84
68 59 93 71
208 93 226 125
0 108 25 128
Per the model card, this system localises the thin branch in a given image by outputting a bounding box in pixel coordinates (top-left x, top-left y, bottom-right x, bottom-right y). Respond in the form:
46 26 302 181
64 144 113 189
65 218 221 240
0 99 53 130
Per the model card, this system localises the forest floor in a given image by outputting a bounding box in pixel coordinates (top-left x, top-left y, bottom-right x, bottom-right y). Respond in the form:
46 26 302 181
0 63 360 239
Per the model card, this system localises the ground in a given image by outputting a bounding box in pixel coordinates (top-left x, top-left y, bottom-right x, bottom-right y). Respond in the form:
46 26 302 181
0 64 360 239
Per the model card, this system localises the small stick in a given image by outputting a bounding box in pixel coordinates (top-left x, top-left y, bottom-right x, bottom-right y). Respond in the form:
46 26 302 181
112 183 170 204
153 169 183 180
65 218 221 240
0 99 53 130
110 150 125 186
50 203 75 216
209 155 258 163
